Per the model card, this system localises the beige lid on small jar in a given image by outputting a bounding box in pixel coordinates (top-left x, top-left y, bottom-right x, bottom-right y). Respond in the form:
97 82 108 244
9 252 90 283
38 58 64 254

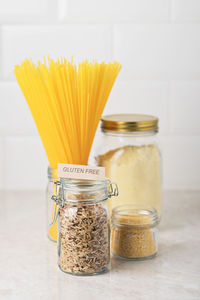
101 114 159 132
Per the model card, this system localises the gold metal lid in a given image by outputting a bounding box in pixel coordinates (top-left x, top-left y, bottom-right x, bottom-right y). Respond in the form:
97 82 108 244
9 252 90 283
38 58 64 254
101 114 159 132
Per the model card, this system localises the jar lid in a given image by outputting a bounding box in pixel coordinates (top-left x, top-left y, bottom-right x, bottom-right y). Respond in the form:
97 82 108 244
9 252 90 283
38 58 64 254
101 114 159 132
112 205 159 227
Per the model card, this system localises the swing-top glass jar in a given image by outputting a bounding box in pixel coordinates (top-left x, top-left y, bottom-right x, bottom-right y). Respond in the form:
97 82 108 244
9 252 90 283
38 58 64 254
53 178 118 276
46 167 58 242
95 114 162 218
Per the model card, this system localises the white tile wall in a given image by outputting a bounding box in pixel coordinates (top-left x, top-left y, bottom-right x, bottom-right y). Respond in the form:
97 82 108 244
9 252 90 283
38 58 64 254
0 138 4 189
114 24 200 80
161 136 200 190
0 0 57 23
2 25 112 79
4 137 48 190
0 82 37 136
104 80 169 134
0 0 47 16
172 0 200 22
0 27 2 79
0 0 199 190
170 81 200 134
62 0 170 22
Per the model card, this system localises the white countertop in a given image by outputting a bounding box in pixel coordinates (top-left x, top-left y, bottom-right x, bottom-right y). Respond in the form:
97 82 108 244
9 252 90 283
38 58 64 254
0 190 200 300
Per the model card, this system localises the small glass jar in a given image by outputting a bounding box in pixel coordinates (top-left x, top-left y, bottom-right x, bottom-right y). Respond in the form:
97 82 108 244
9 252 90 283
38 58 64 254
111 205 159 260
46 167 58 242
95 114 162 218
52 178 118 276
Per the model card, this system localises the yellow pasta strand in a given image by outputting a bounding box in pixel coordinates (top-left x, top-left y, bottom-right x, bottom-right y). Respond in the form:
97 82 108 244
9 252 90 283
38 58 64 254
14 58 122 240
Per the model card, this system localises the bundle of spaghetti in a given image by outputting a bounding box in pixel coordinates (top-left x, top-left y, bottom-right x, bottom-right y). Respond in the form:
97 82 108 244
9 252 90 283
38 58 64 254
14 58 121 169
14 58 121 241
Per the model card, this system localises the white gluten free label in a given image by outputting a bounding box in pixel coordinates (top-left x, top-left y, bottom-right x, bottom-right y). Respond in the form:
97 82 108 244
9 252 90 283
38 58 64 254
58 164 105 181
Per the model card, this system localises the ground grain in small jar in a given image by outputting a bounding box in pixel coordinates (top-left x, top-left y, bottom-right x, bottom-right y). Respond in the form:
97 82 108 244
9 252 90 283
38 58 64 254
59 202 110 274
112 215 157 259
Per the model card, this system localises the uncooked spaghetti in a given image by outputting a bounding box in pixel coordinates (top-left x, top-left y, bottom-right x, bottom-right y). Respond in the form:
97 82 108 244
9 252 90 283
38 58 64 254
14 57 121 240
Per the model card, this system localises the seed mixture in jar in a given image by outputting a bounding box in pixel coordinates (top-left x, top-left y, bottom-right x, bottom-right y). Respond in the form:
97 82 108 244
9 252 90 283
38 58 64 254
111 206 158 260
59 201 110 274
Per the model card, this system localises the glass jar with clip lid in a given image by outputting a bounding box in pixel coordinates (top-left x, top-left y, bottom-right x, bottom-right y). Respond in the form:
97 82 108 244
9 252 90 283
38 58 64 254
46 167 58 242
52 176 118 276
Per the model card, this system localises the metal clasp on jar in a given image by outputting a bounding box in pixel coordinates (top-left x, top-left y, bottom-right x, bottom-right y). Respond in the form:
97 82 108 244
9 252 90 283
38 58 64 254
50 179 119 226
106 179 119 198
50 180 63 226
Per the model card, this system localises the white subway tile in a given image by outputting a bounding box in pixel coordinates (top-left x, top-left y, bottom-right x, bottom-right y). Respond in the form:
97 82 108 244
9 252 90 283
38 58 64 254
4 137 48 190
0 27 2 79
0 138 4 189
114 24 200 80
62 0 170 22
161 136 200 190
103 80 169 134
0 82 38 136
0 0 57 23
170 81 200 134
172 0 200 22
2 25 112 79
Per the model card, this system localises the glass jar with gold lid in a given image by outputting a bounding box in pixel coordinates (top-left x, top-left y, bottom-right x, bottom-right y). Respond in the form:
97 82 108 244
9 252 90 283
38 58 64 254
94 114 162 219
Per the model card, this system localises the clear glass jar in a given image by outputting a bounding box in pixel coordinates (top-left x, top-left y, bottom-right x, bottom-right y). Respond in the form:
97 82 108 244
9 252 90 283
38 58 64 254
46 167 58 242
53 178 118 276
111 205 159 260
94 114 162 218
